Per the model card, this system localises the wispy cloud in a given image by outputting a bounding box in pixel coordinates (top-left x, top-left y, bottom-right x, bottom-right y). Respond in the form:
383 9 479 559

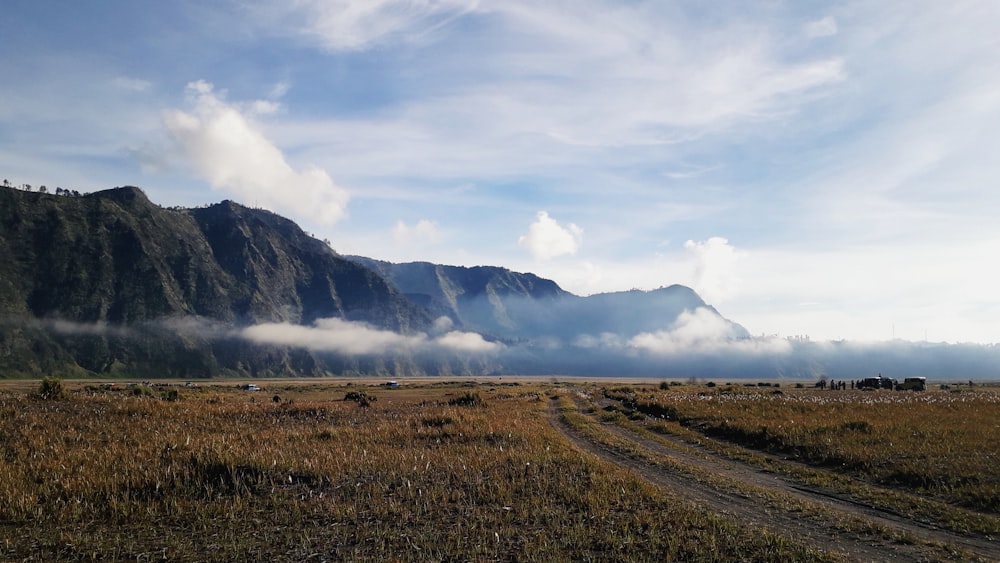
265 1 846 182
111 76 152 92
804 16 838 38
162 80 350 224
393 219 442 245
257 0 479 52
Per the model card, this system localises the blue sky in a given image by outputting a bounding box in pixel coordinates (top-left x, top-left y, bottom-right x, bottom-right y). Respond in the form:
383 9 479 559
2 1 999 344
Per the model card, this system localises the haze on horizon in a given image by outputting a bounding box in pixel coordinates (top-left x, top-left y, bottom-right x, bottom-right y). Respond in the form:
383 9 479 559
2 1 998 344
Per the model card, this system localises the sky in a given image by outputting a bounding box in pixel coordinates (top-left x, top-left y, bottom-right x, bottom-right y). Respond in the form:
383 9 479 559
2 0 999 344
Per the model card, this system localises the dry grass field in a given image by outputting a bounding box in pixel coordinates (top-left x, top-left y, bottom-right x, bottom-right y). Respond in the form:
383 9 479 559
1 377 998 560
604 383 1000 517
0 379 837 561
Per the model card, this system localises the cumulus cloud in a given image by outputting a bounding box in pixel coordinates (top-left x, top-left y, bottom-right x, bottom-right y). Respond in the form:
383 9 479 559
163 80 350 224
431 316 455 334
684 237 740 304
241 317 500 355
393 219 442 244
518 211 583 261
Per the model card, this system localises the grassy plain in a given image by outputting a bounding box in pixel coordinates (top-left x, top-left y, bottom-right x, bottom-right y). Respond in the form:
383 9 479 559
603 383 1000 535
0 379 831 561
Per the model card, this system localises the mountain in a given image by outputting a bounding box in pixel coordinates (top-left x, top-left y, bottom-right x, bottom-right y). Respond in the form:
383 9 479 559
347 257 749 342
0 186 432 377
345 257 569 339
0 186 428 329
0 184 749 378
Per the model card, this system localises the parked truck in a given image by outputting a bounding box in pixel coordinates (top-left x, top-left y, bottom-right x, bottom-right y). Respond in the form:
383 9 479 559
896 377 927 391
857 375 926 391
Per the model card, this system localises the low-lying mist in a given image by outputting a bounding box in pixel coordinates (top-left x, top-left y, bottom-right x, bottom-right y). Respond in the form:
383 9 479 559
12 313 1000 380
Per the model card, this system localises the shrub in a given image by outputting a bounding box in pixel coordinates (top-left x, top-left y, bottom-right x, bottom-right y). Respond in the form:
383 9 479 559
344 391 377 406
659 381 671 390
37 377 67 400
448 392 485 407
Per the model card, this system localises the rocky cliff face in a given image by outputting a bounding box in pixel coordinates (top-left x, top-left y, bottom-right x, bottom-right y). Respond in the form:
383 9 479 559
0 186 431 376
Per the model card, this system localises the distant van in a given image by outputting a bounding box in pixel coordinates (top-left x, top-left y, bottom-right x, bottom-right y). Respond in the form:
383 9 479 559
896 377 926 391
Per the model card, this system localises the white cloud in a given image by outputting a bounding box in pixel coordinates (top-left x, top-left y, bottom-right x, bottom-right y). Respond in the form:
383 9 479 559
518 211 583 261
804 16 838 38
163 81 349 224
268 81 291 99
241 317 500 355
573 332 625 349
111 76 151 92
249 100 282 116
435 330 501 353
722 238 1000 344
266 0 478 52
628 308 791 356
243 317 416 355
431 316 454 333
264 2 847 186
684 237 740 304
393 219 442 244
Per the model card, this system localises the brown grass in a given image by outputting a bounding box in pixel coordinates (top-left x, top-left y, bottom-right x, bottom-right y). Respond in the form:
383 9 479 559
606 384 1000 533
0 382 830 561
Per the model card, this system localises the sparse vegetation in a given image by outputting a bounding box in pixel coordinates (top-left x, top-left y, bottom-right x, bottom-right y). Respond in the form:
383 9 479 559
343 390 377 406
448 391 485 407
36 377 67 400
0 380 833 560
620 385 1000 522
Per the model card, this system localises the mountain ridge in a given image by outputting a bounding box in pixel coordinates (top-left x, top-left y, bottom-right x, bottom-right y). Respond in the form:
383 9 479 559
0 184 745 377
346 256 749 342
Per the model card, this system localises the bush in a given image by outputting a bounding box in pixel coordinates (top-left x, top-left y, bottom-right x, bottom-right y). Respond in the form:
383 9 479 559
659 381 671 390
37 377 67 400
448 392 485 407
344 391 376 407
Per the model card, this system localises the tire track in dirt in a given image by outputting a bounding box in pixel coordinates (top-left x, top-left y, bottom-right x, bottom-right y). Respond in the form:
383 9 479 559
548 396 999 562
590 395 1000 560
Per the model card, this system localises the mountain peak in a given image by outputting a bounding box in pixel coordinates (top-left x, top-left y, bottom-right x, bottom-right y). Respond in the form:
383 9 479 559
89 185 152 207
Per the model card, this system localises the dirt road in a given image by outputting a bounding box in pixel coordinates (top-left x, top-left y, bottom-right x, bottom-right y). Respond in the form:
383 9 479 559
548 394 999 562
